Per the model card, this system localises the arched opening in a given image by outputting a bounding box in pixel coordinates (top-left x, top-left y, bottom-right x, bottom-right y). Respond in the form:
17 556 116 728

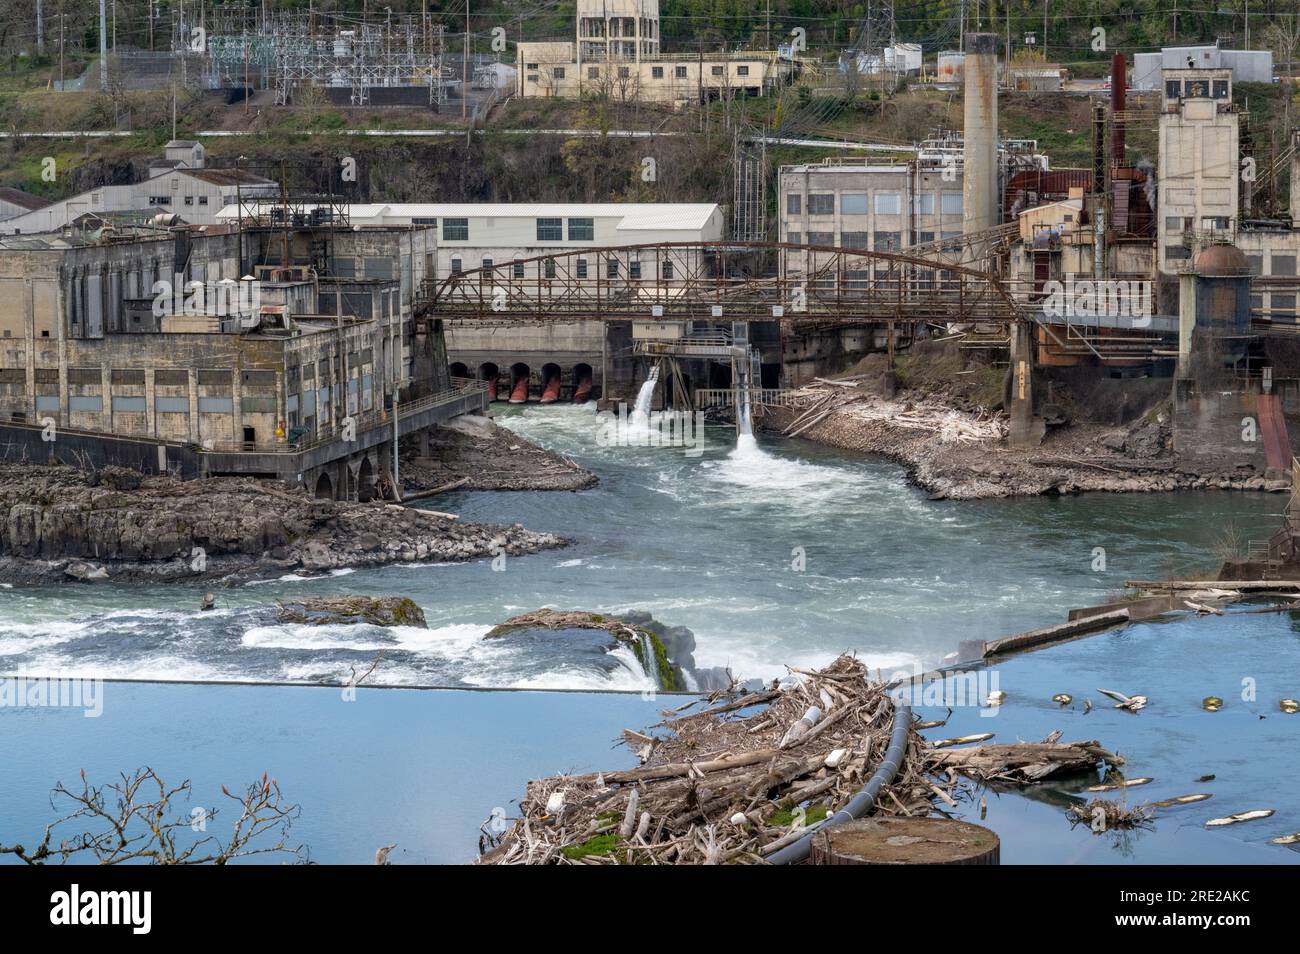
572 362 594 403
479 362 500 401
449 361 469 381
313 472 334 500
540 362 562 404
509 363 531 404
357 456 375 502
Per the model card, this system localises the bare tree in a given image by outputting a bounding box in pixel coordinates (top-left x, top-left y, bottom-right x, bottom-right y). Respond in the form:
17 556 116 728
1264 13 1300 74
0 767 304 865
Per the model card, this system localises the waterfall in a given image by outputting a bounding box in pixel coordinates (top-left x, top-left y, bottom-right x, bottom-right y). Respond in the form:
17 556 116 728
629 366 660 432
636 633 662 691
735 382 758 452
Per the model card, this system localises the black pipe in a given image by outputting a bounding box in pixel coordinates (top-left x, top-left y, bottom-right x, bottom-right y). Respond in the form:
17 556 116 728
766 700 912 865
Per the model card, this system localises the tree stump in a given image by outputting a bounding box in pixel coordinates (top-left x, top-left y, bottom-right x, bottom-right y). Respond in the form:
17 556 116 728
809 817 1000 865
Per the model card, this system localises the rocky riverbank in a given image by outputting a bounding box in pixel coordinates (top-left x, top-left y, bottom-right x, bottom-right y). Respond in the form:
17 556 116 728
763 383 1290 501
401 414 597 494
0 463 568 586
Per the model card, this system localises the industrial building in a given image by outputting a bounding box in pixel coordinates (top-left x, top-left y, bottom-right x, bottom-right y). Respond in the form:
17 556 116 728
0 144 277 235
219 200 726 403
1132 44 1273 91
0 210 480 499
516 0 785 103
0 187 52 223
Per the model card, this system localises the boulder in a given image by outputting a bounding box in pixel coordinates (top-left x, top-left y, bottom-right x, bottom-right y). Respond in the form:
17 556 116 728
64 560 109 581
275 596 427 628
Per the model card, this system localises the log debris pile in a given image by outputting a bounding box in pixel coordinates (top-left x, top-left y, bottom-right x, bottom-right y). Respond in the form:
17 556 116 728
478 656 934 865
782 381 1006 445
477 656 1131 865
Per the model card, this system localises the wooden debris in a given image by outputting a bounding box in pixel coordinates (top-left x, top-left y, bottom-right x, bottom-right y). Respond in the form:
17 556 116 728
476 655 930 865
1067 798 1154 831
1206 809 1275 827
1098 687 1148 712
930 740 1124 785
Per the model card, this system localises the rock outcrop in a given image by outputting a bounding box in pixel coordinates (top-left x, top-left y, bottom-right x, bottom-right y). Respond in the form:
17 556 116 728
275 596 427 628
0 464 568 586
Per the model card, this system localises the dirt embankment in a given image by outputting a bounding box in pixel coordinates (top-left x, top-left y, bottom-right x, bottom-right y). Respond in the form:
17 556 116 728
767 344 1289 500
401 415 597 493
0 463 568 587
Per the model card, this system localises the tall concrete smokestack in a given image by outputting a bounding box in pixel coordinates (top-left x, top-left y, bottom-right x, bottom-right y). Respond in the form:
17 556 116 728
962 33 999 254
1111 52 1126 166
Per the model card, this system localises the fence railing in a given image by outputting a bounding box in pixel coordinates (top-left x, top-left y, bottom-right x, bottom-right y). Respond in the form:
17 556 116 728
694 388 804 409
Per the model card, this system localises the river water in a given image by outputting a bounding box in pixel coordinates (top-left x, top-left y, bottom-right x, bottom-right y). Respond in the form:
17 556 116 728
0 404 1283 690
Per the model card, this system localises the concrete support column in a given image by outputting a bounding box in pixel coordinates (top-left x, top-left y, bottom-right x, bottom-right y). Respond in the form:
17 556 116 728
1178 271 1197 379
145 368 156 437
1007 321 1044 447
188 371 200 444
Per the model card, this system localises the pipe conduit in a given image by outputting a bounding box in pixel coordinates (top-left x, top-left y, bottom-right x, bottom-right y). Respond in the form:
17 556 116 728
766 700 912 866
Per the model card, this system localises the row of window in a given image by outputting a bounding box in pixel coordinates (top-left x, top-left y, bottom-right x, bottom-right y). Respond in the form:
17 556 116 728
149 195 211 206
449 257 676 280
786 191 963 216
438 217 596 243
786 230 959 249
527 64 751 80
1165 78 1230 101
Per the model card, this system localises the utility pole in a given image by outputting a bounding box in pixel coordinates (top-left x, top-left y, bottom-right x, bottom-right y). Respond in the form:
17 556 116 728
462 0 470 120
59 11 65 88
36 0 44 55
99 0 108 90
1042 0 1048 61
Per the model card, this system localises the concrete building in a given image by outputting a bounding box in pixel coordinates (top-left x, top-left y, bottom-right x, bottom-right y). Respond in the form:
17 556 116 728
0 187 52 223
517 0 781 103
219 200 725 402
1133 45 1273 91
0 218 475 498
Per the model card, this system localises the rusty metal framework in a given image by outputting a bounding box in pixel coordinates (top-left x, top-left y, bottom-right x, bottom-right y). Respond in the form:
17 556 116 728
415 241 1025 328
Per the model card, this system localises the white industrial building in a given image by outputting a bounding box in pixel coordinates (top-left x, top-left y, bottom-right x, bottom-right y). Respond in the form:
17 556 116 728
216 201 725 279
1133 45 1273 90
0 166 277 235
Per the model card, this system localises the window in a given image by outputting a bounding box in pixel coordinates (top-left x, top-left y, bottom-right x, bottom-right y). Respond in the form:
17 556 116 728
737 65 749 76
787 231 801 245
841 193 868 215
874 231 901 252
442 218 468 241
576 258 588 278
588 66 600 79
1272 294 1297 314
1273 254 1297 277
840 231 870 248
412 216 437 226
916 230 935 244
675 65 688 78
630 260 642 280
481 258 494 277
536 217 563 241
567 217 594 241
806 231 834 246
198 196 208 205
662 261 674 279
1201 216 1230 230
149 196 171 206
544 258 557 279
1246 255 1263 276
553 67 566 79
1165 245 1191 261
513 261 525 278
652 66 664 78
526 63 539 70
1165 216 1188 232
606 258 620 278
940 192 963 214
618 66 630 78
1165 79 1182 99
808 194 834 215
913 193 934 215
184 196 194 206
874 193 901 215
450 257 463 274
711 66 723 76
786 193 801 215
1212 80 1229 99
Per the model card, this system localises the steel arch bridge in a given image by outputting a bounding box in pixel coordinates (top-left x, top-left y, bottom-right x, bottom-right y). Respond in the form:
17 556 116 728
413 240 1026 329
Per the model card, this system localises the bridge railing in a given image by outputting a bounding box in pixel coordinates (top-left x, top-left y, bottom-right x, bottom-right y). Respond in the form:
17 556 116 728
694 388 807 410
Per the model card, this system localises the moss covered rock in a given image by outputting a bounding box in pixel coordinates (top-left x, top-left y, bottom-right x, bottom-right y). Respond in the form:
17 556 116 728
275 595 427 628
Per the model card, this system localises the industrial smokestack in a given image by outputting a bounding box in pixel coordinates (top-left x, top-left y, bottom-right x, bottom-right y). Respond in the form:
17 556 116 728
962 33 999 248
1111 52 1126 167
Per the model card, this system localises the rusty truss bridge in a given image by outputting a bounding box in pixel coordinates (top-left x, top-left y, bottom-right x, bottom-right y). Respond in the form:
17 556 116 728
415 241 1022 328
